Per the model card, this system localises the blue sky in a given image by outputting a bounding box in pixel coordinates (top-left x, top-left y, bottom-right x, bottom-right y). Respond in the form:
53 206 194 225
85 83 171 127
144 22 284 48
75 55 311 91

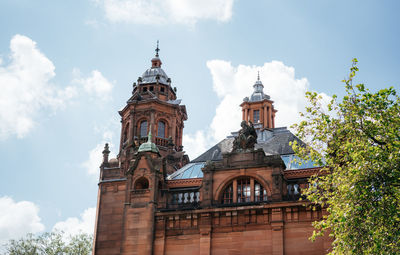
0 0 399 243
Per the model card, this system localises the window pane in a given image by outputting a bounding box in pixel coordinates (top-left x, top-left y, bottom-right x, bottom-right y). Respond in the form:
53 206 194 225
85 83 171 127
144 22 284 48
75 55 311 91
255 181 267 202
140 121 148 137
254 110 260 123
237 178 250 203
222 184 233 204
158 121 165 138
255 183 260 201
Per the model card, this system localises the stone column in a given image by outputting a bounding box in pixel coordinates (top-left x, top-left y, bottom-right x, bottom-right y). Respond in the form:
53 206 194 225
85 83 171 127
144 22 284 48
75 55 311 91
233 179 238 203
250 178 255 202
264 105 268 128
268 106 272 129
272 113 275 128
260 107 264 126
171 117 177 146
130 113 135 143
150 110 155 142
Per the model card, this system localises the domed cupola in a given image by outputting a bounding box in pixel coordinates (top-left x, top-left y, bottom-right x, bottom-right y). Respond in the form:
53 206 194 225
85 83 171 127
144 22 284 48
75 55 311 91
249 72 270 102
240 72 277 129
140 41 170 85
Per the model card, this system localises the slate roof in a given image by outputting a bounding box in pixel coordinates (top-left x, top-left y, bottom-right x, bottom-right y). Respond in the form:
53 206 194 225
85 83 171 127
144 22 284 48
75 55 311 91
167 128 316 180
191 127 303 162
141 66 169 85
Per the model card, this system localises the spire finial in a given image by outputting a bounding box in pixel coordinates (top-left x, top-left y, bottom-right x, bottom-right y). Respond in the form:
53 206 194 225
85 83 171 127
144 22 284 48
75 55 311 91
155 40 160 57
257 71 260 81
102 143 110 164
137 124 160 153
147 125 152 141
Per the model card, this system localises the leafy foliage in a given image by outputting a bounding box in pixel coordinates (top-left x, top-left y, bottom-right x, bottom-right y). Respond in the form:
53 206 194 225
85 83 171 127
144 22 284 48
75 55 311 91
2 231 93 255
292 59 400 254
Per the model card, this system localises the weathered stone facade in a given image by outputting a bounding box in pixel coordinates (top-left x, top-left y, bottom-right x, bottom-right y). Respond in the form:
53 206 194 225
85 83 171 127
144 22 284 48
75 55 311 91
93 48 331 254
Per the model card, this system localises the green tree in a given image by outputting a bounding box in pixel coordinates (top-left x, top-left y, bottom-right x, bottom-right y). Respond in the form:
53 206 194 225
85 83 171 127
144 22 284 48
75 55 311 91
2 231 93 255
292 59 400 254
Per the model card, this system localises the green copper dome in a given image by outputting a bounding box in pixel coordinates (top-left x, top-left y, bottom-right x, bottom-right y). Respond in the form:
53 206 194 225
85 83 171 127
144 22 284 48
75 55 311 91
138 129 159 153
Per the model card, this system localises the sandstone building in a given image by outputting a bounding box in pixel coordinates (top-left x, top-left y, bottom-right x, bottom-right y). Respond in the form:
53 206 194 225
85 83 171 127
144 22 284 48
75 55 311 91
93 46 331 254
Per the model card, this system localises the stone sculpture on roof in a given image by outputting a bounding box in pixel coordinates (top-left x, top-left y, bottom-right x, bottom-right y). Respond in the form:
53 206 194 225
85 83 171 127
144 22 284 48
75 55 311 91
231 120 258 152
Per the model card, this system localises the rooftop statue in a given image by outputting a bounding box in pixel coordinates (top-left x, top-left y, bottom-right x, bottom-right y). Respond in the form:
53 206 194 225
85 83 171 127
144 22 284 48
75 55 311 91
232 120 258 152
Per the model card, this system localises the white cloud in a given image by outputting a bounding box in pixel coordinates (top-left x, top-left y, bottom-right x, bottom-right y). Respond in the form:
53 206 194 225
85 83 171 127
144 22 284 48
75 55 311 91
73 69 114 101
0 196 45 245
82 131 116 176
0 35 71 139
184 60 313 159
97 0 234 25
182 130 208 159
52 207 96 239
0 35 114 140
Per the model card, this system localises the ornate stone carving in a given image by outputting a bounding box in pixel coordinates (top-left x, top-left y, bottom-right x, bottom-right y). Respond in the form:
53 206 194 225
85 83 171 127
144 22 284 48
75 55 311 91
232 121 258 152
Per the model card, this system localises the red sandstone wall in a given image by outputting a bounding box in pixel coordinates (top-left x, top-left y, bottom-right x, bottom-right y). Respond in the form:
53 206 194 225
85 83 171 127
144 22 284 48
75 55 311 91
284 223 325 255
122 207 155 255
94 181 126 255
154 225 328 255
212 230 272 254
153 206 330 255
164 235 200 255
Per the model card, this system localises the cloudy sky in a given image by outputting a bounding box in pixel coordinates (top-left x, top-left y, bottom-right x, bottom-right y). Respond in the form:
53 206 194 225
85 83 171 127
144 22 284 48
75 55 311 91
0 0 399 245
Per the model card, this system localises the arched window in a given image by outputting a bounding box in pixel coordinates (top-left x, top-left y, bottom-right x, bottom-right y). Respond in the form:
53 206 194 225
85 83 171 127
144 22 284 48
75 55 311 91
157 121 166 138
139 120 148 137
134 177 149 190
222 183 233 204
220 177 268 204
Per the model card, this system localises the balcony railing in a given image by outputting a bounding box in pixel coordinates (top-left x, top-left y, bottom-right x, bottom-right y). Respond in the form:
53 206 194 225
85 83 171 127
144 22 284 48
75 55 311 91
134 136 182 152
155 136 169 147
165 189 201 210
285 183 302 201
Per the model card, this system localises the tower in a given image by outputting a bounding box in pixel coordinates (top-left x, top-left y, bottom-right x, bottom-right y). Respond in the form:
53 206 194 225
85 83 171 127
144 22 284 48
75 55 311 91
118 42 188 174
240 72 277 129
93 44 188 255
